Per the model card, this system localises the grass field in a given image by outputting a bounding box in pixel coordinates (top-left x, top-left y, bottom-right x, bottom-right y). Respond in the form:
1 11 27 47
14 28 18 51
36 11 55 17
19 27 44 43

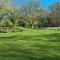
0 29 60 60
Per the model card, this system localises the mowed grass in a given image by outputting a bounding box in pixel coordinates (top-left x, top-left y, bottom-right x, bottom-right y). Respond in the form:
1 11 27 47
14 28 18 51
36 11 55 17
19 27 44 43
0 29 60 60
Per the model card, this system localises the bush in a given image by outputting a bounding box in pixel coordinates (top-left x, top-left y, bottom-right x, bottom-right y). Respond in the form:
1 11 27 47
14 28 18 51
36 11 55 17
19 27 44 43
14 26 23 32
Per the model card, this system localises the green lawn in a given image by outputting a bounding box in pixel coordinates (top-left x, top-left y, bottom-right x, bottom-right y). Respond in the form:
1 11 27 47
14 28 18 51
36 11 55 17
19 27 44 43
0 29 60 60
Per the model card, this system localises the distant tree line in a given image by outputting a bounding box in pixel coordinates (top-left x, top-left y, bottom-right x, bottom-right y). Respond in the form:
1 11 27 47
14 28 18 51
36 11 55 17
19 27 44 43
0 0 60 30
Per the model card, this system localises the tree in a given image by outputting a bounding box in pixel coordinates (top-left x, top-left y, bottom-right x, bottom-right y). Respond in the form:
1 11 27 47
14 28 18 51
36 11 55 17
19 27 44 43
48 2 60 27
17 0 42 29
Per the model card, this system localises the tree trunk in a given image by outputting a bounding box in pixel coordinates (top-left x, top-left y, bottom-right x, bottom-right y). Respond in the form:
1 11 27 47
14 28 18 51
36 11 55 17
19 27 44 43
31 25 34 29
7 27 9 32
30 24 34 29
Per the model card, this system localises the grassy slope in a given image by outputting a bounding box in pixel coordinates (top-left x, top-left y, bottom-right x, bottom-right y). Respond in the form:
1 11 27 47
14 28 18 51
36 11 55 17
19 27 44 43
0 29 60 60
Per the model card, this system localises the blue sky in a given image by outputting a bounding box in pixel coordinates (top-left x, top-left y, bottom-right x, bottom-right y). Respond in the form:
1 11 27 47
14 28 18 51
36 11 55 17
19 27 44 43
41 0 60 8
12 0 60 8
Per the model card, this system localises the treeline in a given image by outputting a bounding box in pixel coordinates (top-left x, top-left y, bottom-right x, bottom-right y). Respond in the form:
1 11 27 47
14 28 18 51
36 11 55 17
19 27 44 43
0 0 60 29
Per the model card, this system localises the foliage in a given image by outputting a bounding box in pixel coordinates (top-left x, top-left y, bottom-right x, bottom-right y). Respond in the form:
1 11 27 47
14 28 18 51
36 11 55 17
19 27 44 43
0 19 13 27
48 2 60 27
0 0 60 30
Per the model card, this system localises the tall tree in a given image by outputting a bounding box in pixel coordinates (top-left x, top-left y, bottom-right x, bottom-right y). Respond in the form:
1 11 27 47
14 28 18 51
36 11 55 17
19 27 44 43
48 2 60 27
17 0 42 29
